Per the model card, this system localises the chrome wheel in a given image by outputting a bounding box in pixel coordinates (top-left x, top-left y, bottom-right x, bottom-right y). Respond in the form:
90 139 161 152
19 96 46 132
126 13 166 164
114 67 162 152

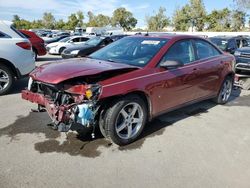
220 79 232 102
115 102 144 140
0 69 9 91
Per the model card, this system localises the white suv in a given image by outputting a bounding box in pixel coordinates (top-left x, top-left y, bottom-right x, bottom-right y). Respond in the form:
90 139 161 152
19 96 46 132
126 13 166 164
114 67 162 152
0 20 35 95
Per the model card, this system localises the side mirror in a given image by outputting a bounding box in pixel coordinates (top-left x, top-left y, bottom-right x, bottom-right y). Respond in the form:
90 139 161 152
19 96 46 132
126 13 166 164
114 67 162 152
226 47 236 54
160 60 184 69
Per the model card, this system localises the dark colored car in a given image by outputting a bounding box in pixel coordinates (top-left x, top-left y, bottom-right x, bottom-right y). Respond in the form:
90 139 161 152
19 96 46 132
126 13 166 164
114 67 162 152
209 36 249 54
61 35 127 59
44 35 69 45
22 35 235 145
19 30 46 60
234 46 250 73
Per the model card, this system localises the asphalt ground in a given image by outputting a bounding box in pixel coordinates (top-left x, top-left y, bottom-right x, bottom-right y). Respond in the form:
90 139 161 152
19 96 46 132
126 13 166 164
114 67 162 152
0 54 250 188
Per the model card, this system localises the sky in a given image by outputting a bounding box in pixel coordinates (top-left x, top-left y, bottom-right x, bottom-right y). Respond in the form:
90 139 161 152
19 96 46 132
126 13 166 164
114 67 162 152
0 0 247 27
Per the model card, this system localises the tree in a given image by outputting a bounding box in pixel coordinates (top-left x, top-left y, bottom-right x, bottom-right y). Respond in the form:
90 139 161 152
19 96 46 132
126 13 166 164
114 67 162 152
76 11 84 27
87 12 111 27
206 8 231 31
42 12 55 29
189 0 206 31
12 15 32 29
231 10 246 31
55 19 66 30
172 5 191 31
234 0 250 9
65 11 84 30
87 11 98 27
146 7 170 31
96 14 111 27
66 13 79 30
111 8 137 31
31 20 44 29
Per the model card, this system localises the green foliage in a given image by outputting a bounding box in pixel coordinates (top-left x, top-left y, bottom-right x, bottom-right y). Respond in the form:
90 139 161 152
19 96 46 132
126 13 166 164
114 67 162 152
172 0 206 31
87 12 110 27
42 12 55 29
231 10 246 31
111 8 137 31
189 0 206 31
234 0 250 9
146 7 170 31
206 8 231 31
173 5 191 31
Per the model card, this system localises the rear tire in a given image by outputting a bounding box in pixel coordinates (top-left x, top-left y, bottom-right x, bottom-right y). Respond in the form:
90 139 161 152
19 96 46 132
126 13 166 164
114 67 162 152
0 65 14 95
103 95 147 146
214 76 233 104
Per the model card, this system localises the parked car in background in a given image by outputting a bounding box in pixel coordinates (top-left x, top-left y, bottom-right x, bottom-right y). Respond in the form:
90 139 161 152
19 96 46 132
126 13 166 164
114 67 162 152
0 20 35 95
209 36 249 54
234 47 250 73
22 35 234 145
19 30 46 60
52 31 70 38
36 30 52 37
61 35 127 58
44 35 69 45
47 36 90 55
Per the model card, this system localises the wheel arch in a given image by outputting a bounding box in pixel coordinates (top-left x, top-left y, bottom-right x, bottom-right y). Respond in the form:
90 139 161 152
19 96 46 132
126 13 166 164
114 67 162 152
0 58 19 78
99 90 153 121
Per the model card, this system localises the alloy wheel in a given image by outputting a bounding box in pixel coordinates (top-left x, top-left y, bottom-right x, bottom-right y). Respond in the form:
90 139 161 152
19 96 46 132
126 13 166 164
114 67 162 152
0 69 9 91
115 102 144 140
221 79 232 102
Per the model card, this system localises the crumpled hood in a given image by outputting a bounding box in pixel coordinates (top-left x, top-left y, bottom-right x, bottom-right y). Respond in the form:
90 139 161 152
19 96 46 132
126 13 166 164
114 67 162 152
30 58 139 84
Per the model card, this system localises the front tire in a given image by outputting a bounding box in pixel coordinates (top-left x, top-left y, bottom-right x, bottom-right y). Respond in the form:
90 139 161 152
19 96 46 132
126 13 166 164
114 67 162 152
0 65 14 95
214 76 233 104
103 95 147 145
59 47 66 54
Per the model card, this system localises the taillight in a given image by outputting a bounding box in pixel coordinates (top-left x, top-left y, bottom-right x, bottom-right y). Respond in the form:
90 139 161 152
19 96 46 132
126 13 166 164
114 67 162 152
16 42 31 50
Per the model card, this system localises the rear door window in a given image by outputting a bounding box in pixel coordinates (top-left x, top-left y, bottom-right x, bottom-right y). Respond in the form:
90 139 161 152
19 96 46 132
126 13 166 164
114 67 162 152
194 40 221 60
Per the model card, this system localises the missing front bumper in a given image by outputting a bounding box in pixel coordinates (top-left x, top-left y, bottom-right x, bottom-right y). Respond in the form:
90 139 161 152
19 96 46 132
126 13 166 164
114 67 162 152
21 90 96 132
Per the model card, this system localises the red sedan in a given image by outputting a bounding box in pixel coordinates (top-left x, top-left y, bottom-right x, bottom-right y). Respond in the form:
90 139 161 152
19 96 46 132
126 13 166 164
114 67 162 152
19 30 46 60
22 35 235 145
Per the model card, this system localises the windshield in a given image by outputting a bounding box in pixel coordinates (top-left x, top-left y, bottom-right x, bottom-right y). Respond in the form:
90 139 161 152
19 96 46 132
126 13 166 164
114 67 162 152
59 37 70 42
209 38 228 50
85 37 104 46
89 37 169 67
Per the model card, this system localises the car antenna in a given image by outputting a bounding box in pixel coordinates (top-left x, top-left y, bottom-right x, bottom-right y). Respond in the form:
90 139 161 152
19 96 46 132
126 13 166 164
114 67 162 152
145 31 149 36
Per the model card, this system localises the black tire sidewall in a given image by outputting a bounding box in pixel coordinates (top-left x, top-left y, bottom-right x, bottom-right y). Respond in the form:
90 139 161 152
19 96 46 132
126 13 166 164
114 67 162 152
59 47 66 54
105 95 147 145
216 76 233 104
0 65 14 95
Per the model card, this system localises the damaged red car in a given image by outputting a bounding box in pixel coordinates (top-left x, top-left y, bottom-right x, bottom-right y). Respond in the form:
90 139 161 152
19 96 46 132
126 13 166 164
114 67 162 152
22 35 235 145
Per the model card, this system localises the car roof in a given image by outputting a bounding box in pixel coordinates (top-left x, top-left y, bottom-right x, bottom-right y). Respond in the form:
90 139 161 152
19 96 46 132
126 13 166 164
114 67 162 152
210 36 246 40
128 34 205 40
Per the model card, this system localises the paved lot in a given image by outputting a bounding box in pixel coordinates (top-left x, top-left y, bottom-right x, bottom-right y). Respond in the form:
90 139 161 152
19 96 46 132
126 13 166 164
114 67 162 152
0 54 250 188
